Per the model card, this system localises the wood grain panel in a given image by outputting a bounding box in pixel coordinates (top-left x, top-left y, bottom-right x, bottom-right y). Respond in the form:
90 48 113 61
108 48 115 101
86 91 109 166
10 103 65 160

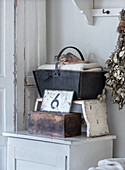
25 0 46 77
0 1 14 170
16 0 25 131
0 0 5 78
7 137 68 170
0 136 7 170
16 160 56 170
25 88 38 129
0 145 6 170
0 89 5 133
16 0 46 130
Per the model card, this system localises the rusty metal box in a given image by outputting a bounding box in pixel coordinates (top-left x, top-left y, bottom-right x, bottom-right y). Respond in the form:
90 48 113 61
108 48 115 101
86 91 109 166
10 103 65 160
33 70 106 100
33 46 106 100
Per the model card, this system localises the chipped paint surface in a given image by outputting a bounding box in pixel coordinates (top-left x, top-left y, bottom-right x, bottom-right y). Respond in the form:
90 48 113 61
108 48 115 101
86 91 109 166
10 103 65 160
82 100 109 137
41 90 74 113
14 0 46 131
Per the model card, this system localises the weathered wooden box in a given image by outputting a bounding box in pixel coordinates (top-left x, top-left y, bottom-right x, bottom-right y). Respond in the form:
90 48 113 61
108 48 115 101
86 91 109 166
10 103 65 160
28 111 81 138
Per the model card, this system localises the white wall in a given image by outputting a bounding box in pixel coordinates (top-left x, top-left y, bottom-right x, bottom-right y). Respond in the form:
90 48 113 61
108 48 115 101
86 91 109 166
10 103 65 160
46 0 125 157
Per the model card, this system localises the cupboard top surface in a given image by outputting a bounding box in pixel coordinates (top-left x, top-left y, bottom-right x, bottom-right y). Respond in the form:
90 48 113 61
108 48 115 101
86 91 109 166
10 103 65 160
3 131 116 145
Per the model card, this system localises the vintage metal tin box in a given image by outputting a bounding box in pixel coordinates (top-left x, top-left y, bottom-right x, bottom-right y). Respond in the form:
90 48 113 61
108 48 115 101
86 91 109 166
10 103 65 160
33 46 106 100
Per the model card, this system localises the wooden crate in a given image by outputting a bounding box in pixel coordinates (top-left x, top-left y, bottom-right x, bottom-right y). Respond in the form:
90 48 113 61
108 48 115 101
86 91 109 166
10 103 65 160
28 111 81 138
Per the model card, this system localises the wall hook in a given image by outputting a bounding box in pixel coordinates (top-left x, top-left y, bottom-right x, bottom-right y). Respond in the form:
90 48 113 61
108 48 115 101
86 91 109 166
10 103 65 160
102 9 110 14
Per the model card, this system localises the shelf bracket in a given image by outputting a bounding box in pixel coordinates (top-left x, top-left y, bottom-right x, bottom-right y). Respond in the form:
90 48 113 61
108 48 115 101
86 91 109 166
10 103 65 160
72 0 93 25
72 0 124 25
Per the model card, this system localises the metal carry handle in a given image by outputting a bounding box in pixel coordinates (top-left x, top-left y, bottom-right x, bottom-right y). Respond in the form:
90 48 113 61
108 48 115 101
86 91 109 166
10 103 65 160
55 46 84 77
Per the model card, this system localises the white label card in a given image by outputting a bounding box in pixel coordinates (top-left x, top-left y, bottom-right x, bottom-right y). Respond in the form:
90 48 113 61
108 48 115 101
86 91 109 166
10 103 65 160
40 90 74 113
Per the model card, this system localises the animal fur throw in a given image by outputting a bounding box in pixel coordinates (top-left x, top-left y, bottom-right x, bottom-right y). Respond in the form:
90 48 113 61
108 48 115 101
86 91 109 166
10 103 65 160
105 9 125 109
54 52 89 65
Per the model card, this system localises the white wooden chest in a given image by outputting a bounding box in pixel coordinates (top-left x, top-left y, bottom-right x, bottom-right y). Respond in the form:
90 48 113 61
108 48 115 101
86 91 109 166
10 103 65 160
3 132 116 170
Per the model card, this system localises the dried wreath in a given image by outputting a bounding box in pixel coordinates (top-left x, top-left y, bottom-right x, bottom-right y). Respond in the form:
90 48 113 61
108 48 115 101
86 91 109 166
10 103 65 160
105 9 125 109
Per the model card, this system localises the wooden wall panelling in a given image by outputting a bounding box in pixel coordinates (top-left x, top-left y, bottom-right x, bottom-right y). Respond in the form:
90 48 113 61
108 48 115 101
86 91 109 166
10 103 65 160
0 89 6 170
4 0 15 133
0 0 15 133
24 0 46 130
16 0 25 131
0 90 5 133
0 0 5 78
25 87 38 129
0 1 15 169
16 0 46 130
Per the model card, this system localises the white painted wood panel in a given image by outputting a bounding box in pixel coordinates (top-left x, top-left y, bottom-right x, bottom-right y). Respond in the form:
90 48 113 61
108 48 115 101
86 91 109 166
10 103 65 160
7 137 67 170
5 134 115 170
0 0 15 169
15 0 25 131
0 89 5 133
2 0 15 133
70 140 113 170
0 146 6 170
16 0 46 131
7 146 15 170
16 160 56 170
0 135 7 170
0 0 5 79
0 89 7 169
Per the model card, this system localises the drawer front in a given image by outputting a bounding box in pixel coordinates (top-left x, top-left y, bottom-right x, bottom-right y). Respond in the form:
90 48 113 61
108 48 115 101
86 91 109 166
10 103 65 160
16 160 56 170
15 156 66 170
7 138 69 170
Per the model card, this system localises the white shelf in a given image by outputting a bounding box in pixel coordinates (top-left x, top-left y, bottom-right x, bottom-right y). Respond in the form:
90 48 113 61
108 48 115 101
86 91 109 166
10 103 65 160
72 0 124 25
92 8 123 17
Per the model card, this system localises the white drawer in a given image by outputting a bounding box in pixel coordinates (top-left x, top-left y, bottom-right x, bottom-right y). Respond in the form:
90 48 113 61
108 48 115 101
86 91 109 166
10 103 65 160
7 138 69 170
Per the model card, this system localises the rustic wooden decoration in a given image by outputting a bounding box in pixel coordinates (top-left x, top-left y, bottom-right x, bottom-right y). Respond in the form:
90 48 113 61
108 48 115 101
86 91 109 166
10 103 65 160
41 90 74 113
28 111 81 138
34 98 109 138
34 98 42 111
73 100 109 137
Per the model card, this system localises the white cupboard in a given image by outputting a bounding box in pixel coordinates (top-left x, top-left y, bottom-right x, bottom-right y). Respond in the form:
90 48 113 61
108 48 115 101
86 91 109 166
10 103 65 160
0 0 46 169
3 132 116 170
